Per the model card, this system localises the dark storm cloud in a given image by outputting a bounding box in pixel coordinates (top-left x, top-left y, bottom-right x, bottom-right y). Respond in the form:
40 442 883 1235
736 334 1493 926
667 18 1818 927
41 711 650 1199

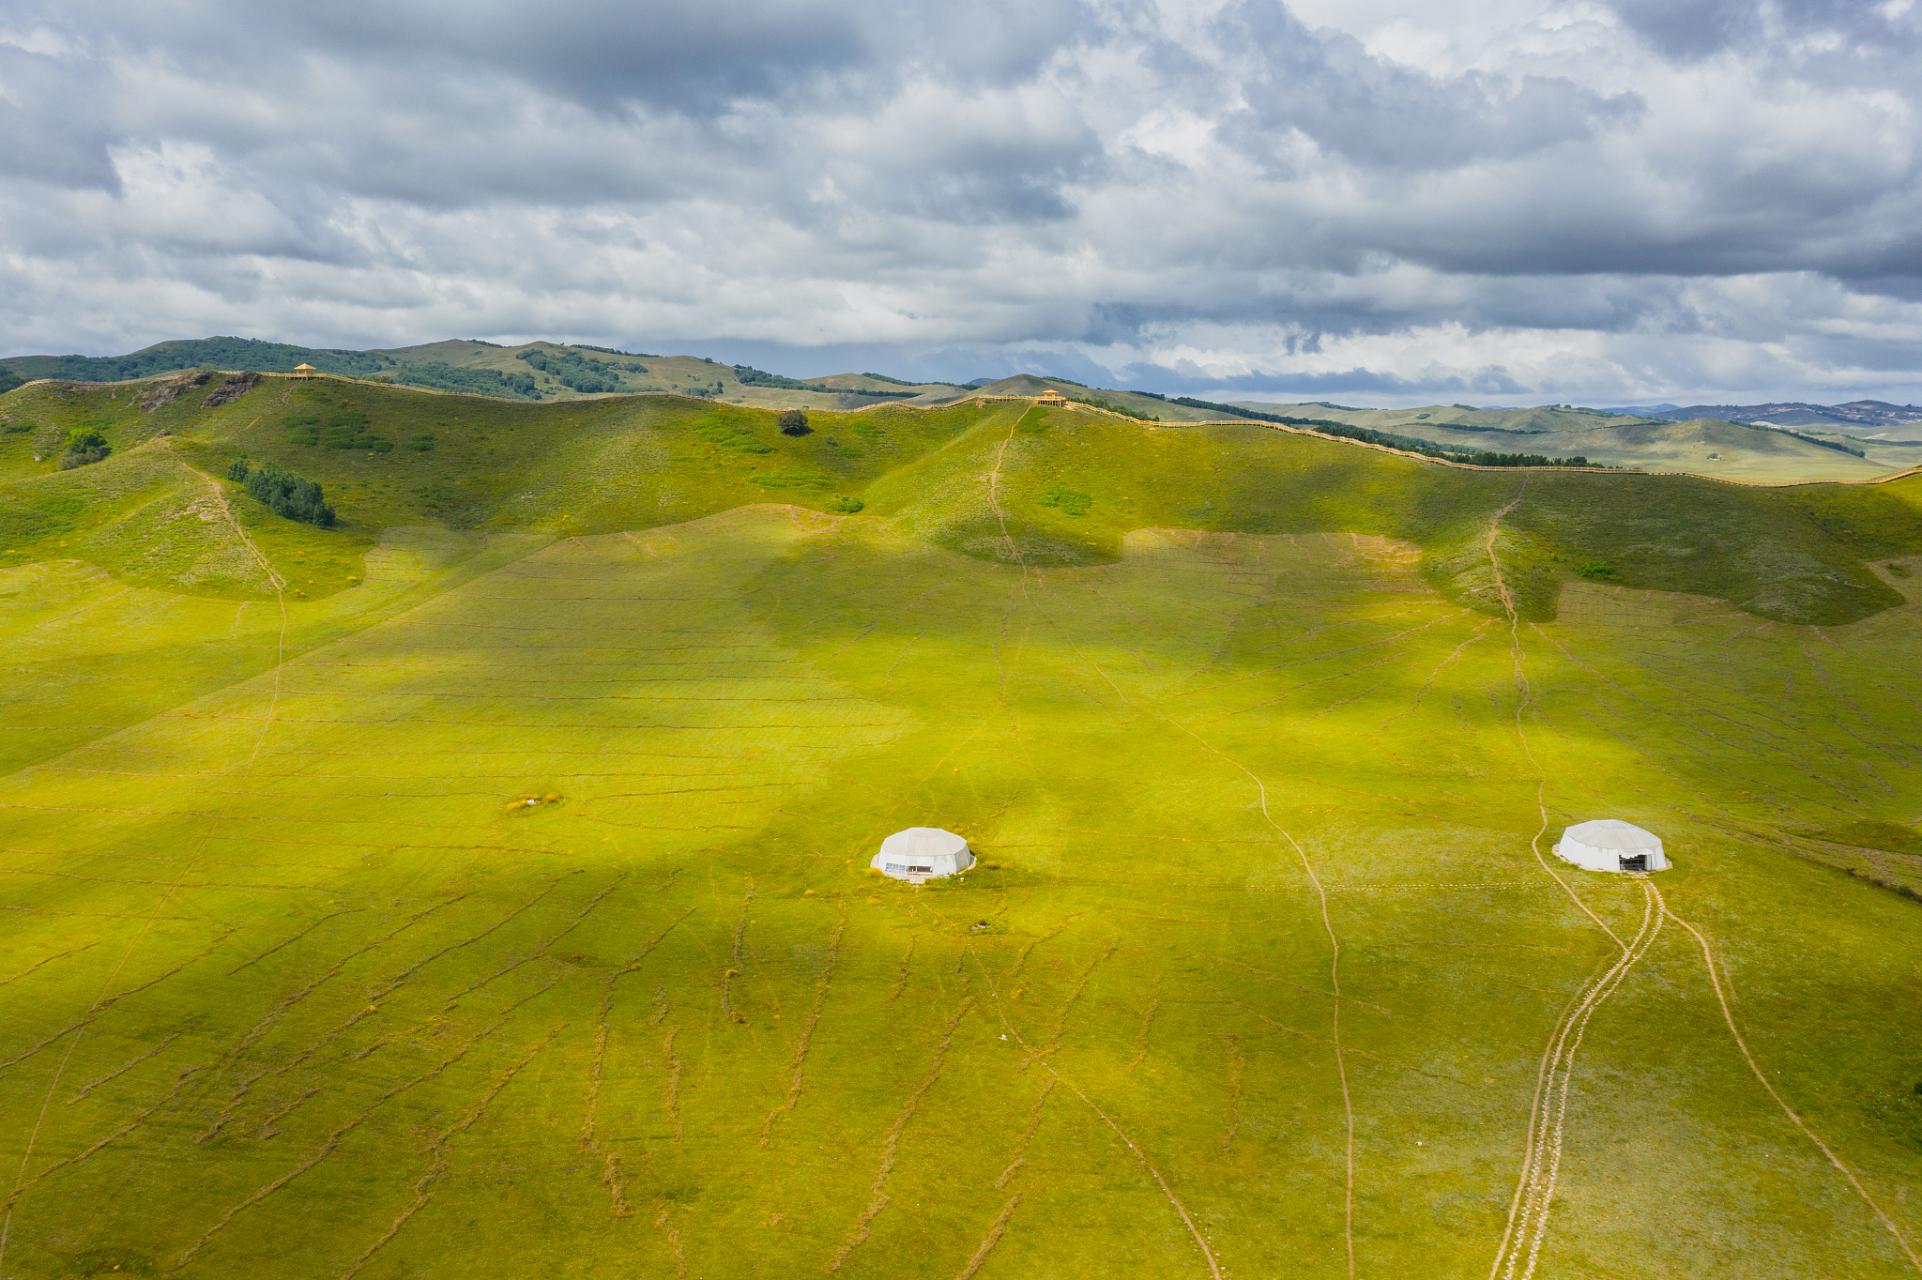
1 0 1920 403
1606 0 1920 60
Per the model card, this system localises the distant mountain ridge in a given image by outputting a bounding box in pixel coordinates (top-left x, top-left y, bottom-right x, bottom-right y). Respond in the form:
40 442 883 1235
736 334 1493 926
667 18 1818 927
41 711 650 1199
0 336 961 412
1601 400 1922 433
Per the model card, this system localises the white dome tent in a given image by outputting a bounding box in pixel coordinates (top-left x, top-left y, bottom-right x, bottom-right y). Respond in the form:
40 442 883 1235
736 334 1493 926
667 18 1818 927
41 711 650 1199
872 828 973 882
1554 820 1669 873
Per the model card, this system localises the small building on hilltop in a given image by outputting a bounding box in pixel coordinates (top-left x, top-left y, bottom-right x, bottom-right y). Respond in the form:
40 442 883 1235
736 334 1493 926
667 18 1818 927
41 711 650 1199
872 828 973 882
1037 388 1067 407
291 363 317 380
1554 819 1669 872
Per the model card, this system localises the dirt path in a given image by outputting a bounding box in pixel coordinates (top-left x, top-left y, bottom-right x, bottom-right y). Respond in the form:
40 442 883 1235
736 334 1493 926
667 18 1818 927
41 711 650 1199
1481 478 1652 1280
1658 886 1922 1274
986 416 1023 566
194 466 289 773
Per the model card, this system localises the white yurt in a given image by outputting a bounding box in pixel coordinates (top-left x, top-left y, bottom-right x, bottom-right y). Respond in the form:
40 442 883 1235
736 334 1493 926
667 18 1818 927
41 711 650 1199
1554 820 1669 873
872 828 974 882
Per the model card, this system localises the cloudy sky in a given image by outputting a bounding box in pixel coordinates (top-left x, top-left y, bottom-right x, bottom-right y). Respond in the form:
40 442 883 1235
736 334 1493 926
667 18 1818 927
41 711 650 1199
2 0 1919 405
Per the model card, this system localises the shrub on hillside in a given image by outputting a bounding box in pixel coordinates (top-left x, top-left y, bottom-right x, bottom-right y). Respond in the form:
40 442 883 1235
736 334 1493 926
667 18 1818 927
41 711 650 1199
778 410 810 436
407 433 435 451
59 427 111 469
828 496 864 514
321 412 392 451
237 461 336 527
226 458 249 482
1039 486 1091 515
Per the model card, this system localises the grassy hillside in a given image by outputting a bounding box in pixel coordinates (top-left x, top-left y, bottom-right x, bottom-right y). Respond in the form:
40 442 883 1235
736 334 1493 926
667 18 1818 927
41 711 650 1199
5 372 1922 1278
5 378 1921 631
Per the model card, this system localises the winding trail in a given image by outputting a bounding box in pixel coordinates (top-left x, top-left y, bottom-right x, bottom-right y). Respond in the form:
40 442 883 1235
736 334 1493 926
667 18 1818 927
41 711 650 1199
1479 477 1649 1280
1022 562 1354 1279
1657 887 1922 1274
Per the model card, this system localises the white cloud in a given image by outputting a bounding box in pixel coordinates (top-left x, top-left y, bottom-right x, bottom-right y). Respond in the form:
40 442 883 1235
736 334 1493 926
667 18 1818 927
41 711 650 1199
0 0 1919 404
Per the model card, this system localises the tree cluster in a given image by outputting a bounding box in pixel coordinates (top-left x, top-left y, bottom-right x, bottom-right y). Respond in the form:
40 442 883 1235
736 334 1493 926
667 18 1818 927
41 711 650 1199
733 365 914 398
58 426 111 469
232 460 336 526
778 410 811 436
516 348 627 393
43 337 384 383
397 361 540 400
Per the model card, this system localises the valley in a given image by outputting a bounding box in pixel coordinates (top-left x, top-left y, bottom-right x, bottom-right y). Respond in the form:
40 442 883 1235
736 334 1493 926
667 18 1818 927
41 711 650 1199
1 372 1920 1278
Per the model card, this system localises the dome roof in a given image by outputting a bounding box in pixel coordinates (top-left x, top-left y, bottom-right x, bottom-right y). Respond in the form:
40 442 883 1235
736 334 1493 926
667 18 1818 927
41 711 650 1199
1562 819 1661 852
879 827 969 859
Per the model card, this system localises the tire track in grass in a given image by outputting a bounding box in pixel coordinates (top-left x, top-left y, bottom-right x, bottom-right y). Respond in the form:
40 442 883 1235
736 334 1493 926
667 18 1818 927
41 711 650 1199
994 1078 1055 1189
663 1027 684 1148
0 929 239 1074
0 466 291 1275
968 943 1224 1280
1221 1037 1245 1159
721 877 754 1025
581 908 694 1216
827 1001 971 1274
759 904 848 1147
655 1204 688 1278
225 910 357 976
68 1033 183 1104
1659 888 1922 1274
260 972 562 1141
1126 977 1161 1074
580 976 631 1219
954 1190 1024 1280
337 1025 565 1279
1022 552 1337 1277
2 1065 207 1212
172 1011 564 1274
0 942 99 990
198 881 565 1145
1493 879 1661 1280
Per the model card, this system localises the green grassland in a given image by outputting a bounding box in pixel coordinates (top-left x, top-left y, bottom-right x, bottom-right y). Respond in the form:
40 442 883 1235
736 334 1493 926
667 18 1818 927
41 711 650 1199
2 377 1922 1278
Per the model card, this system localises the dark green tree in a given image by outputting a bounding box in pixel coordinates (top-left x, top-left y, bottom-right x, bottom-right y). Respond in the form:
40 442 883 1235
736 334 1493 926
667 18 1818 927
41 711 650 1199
778 409 810 436
243 462 336 527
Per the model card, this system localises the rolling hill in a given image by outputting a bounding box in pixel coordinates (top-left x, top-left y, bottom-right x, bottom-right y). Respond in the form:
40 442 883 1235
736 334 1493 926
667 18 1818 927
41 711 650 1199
2 370 1922 1279
0 337 961 413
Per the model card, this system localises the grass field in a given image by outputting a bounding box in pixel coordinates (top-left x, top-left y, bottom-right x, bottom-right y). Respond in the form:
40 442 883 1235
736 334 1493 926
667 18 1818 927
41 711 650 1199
2 379 1921 1278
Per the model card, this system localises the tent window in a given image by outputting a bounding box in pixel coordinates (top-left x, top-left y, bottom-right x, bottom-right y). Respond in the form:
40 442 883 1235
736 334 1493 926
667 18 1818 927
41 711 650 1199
885 863 906 872
908 865 932 873
1618 854 1648 871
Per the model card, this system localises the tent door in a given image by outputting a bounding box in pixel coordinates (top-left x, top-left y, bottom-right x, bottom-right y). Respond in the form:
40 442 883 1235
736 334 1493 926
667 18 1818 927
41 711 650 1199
1618 854 1648 871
